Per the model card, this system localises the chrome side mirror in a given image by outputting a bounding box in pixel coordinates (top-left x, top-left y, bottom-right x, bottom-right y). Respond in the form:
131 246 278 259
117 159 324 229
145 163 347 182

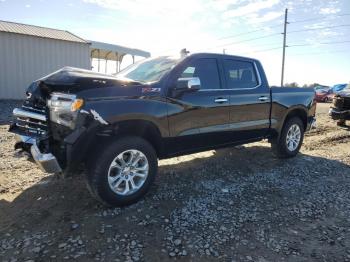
176 77 201 91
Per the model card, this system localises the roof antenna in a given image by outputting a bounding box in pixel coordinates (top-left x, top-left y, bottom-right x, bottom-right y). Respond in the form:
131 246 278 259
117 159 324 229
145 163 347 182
180 48 190 57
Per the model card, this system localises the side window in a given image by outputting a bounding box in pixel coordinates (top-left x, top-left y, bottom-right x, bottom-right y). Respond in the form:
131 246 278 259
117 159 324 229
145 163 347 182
180 58 221 90
224 59 259 89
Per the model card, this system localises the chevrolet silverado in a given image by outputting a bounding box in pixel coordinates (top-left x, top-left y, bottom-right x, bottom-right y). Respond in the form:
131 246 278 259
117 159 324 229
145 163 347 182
9 53 316 206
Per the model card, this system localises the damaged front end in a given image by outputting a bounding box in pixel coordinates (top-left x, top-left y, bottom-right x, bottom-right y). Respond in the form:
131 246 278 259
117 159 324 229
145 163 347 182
329 91 350 122
11 104 62 174
8 67 117 174
9 91 88 174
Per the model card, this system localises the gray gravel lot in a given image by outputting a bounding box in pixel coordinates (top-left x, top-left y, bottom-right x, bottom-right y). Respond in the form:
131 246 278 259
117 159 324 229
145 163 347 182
0 100 350 262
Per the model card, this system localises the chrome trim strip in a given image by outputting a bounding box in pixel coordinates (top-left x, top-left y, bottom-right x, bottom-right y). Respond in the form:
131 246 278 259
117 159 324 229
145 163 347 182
13 108 47 122
214 98 228 103
258 96 269 101
22 105 46 113
16 117 47 127
16 123 46 134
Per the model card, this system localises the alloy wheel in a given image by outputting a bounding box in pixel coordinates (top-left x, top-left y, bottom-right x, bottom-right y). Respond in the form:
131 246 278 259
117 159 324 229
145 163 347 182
286 124 301 151
107 149 149 196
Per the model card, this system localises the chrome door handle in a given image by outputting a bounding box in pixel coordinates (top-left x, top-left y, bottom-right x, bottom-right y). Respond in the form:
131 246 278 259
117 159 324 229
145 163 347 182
259 96 269 101
214 98 228 103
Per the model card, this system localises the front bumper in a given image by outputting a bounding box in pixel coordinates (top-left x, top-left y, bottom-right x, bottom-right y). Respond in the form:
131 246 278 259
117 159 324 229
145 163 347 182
329 107 350 120
15 134 62 174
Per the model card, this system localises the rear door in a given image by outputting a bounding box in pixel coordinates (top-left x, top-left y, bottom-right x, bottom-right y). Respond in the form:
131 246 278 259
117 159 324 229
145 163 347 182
222 58 271 141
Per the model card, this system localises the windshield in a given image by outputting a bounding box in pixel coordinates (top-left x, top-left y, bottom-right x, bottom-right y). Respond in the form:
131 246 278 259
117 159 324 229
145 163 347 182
115 56 180 83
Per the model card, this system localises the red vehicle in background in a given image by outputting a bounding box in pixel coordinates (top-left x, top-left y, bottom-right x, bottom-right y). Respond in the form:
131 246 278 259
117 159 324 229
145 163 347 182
315 88 333 103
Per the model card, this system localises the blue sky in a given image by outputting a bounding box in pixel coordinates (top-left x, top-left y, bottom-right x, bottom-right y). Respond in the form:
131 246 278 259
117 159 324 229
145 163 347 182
0 0 349 86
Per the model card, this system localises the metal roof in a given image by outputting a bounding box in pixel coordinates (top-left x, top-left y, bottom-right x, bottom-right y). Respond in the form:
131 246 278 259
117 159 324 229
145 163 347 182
0 20 87 44
90 40 151 60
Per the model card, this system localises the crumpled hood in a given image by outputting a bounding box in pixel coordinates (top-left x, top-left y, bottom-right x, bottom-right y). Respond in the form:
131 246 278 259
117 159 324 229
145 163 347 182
26 67 155 101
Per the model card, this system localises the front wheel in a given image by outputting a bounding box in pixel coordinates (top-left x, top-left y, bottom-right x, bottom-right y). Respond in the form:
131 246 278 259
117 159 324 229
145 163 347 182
86 136 158 206
271 117 304 158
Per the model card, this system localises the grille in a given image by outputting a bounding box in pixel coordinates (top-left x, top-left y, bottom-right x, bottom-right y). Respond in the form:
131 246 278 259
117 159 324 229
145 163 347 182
344 97 350 109
13 106 48 136
333 96 350 109
333 96 344 108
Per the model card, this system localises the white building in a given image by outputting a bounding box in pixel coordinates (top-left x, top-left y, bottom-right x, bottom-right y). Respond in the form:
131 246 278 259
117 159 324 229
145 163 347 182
0 20 90 99
0 20 151 99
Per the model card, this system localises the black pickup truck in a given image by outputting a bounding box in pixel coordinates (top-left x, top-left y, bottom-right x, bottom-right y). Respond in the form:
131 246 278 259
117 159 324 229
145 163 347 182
9 53 316 206
329 85 350 126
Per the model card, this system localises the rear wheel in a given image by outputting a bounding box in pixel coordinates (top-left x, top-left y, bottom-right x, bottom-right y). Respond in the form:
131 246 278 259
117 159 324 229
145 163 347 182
271 117 304 158
86 136 158 206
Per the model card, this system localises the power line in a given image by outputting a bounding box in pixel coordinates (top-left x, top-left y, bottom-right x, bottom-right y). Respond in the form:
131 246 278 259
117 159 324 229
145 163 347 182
242 46 282 54
289 13 350 24
291 49 350 56
212 32 281 49
217 13 350 41
209 24 350 52
224 39 350 56
157 17 350 56
217 37 350 54
288 40 350 47
218 24 282 40
288 24 350 34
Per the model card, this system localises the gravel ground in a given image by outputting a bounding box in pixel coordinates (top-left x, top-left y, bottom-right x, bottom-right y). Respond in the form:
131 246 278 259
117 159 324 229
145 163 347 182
0 100 350 262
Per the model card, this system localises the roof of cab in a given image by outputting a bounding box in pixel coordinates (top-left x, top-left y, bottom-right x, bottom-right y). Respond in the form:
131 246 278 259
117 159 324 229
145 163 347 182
188 52 259 62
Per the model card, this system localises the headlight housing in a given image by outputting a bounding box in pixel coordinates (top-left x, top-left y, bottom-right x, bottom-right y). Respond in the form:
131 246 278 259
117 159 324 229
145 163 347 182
47 93 84 129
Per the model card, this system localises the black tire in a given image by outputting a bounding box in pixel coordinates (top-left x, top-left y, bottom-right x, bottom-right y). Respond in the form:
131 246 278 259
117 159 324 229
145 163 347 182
86 136 158 207
271 117 304 158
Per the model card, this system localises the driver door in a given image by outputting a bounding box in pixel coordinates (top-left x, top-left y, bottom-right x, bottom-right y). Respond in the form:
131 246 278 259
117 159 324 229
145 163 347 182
166 57 232 153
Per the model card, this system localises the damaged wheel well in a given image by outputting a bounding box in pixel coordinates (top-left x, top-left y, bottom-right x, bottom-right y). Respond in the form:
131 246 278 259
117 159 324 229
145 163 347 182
90 120 163 158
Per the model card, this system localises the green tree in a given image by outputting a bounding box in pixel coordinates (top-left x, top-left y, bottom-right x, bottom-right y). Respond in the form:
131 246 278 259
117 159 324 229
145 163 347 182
284 82 299 88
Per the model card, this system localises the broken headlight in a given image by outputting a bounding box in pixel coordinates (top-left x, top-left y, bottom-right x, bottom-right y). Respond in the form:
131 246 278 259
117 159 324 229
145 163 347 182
47 93 84 129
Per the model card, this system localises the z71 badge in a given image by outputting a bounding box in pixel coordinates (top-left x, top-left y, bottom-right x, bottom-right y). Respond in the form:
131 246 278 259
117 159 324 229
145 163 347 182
142 87 161 93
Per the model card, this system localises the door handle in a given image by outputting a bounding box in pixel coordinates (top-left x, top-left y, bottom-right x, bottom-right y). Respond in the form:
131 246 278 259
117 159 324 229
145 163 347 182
214 98 228 103
258 96 269 101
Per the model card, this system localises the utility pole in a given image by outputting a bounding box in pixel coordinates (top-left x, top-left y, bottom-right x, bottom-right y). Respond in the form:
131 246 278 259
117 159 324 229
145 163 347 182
281 8 288 87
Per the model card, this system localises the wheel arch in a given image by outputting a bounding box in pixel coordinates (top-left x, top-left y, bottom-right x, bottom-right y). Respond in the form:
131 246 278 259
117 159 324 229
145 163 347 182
272 106 308 141
283 107 308 131
84 119 164 166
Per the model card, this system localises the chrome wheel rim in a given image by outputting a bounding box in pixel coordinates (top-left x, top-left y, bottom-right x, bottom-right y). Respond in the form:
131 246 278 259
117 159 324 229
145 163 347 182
286 124 301 151
107 149 149 196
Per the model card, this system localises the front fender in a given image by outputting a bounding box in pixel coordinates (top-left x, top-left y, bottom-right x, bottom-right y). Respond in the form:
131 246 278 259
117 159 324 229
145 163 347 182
81 97 169 137
60 96 169 172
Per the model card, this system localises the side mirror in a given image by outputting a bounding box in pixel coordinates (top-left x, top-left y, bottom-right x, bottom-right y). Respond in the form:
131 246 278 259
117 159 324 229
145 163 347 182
176 77 201 92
